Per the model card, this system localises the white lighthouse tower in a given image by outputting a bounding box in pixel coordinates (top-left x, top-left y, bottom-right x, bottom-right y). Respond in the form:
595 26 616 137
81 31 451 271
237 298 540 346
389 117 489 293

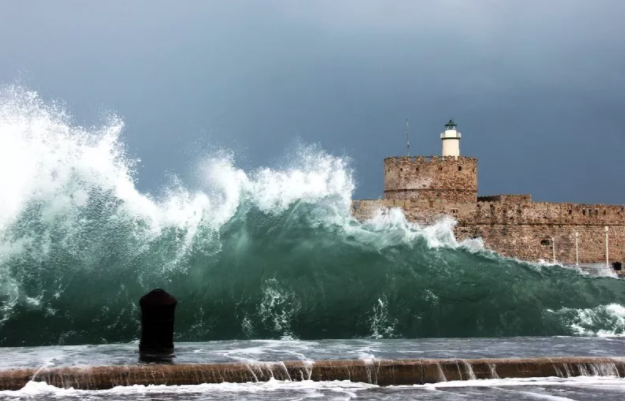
440 119 461 157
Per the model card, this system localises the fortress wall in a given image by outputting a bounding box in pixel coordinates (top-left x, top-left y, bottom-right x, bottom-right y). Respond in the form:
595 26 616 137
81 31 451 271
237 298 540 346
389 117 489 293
384 156 478 202
356 148 625 264
385 188 477 202
462 201 625 264
473 201 625 226
478 194 532 204
456 224 625 264
354 199 625 227
351 199 476 224
351 199 625 264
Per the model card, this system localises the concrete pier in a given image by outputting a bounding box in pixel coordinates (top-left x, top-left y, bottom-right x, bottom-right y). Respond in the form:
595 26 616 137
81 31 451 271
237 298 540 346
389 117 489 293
1 357 624 390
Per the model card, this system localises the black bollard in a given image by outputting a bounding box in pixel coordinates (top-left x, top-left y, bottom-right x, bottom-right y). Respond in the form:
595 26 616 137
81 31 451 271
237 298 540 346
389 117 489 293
139 289 177 358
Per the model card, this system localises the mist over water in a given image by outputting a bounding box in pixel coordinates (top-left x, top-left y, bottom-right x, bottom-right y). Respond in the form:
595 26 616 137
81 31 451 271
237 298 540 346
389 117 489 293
1 85 625 347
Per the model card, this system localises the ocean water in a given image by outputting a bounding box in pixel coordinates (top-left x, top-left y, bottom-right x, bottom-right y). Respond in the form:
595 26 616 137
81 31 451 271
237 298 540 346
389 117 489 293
3 339 625 400
2 85 625 399
3 338 625 369
0 376 622 401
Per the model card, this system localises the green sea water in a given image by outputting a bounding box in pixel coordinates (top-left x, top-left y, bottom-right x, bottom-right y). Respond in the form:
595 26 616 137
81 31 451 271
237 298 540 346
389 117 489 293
1 85 625 347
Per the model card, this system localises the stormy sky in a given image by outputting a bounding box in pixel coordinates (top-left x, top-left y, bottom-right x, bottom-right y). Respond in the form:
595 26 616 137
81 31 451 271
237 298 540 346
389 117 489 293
1 0 624 203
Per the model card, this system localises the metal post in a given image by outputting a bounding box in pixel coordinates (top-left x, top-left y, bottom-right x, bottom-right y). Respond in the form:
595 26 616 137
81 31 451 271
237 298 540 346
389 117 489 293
551 236 556 264
605 226 609 268
575 231 579 266
139 289 177 362
406 119 410 157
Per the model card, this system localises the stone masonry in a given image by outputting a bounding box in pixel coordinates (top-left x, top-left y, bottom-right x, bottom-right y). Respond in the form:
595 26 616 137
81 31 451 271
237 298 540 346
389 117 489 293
384 156 477 202
353 156 625 266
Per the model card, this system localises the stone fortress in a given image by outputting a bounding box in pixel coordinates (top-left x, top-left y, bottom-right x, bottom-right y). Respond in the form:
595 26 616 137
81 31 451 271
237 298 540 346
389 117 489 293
352 120 625 270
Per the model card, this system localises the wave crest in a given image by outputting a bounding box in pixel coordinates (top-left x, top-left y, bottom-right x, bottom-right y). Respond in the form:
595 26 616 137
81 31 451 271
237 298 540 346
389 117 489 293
1 85 624 346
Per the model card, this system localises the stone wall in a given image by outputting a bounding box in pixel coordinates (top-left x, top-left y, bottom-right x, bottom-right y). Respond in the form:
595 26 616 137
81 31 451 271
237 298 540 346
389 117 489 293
455 224 625 264
351 198 476 225
460 200 625 264
472 201 625 226
478 194 532 204
350 198 625 265
354 154 625 265
384 156 478 202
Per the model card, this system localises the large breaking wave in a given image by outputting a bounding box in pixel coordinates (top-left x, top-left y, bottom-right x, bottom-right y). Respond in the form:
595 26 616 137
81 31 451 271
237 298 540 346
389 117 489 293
1 85 625 347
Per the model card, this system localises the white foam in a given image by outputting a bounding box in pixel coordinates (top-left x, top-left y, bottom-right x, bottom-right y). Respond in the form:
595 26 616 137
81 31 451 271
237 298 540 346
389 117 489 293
547 303 625 337
258 279 300 339
418 375 625 389
0 85 355 241
0 85 358 321
0 379 377 398
1 84 620 339
368 296 398 339
4 376 625 398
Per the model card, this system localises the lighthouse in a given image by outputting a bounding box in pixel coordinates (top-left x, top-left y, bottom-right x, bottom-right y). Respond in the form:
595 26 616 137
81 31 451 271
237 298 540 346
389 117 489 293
440 119 461 157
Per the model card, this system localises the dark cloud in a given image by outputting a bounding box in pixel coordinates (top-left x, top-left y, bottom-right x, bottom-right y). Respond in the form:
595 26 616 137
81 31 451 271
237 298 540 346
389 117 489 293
1 0 624 203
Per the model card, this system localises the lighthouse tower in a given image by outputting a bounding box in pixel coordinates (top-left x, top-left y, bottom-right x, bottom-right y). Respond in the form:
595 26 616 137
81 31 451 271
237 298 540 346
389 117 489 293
440 119 461 157
383 118 477 202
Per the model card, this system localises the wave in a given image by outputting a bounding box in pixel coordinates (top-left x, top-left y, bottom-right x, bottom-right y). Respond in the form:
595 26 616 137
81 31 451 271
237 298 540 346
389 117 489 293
1 85 625 347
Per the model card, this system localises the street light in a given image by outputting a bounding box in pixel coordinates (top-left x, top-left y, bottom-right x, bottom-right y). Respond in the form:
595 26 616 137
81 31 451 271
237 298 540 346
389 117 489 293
575 231 579 266
605 226 610 268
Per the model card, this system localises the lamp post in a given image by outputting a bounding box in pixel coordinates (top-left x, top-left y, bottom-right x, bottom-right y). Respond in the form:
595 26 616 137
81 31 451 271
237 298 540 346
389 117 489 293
575 231 579 266
605 226 610 268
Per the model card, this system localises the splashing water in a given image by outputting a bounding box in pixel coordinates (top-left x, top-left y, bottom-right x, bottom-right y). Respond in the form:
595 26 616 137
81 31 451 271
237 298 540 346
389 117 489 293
1 85 625 347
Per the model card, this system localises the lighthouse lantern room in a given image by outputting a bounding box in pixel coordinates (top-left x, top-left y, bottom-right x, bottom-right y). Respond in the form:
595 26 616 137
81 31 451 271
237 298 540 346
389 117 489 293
440 119 461 157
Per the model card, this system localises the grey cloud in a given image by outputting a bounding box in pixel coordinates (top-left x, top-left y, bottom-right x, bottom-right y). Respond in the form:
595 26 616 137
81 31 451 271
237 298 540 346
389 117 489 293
1 0 624 203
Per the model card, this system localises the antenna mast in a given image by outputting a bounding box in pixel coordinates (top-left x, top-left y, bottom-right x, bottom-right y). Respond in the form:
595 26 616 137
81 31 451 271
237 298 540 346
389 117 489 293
406 119 410 157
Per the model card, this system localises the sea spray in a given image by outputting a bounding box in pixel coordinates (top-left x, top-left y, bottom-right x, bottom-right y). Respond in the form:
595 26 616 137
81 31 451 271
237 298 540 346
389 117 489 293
1 85 625 346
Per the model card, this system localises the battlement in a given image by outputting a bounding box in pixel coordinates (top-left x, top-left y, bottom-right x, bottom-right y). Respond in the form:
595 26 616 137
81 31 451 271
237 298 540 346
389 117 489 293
384 156 478 164
478 194 532 204
473 200 625 226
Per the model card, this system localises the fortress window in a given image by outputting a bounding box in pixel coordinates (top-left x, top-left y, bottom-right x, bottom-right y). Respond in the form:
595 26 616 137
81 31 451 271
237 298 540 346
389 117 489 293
595 209 598 216
540 239 551 246
569 210 572 215
583 210 586 216
451 209 458 214
400 168 403 172
458 166 463 172
439 167 443 171
604 210 607 216
416 167 419 172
